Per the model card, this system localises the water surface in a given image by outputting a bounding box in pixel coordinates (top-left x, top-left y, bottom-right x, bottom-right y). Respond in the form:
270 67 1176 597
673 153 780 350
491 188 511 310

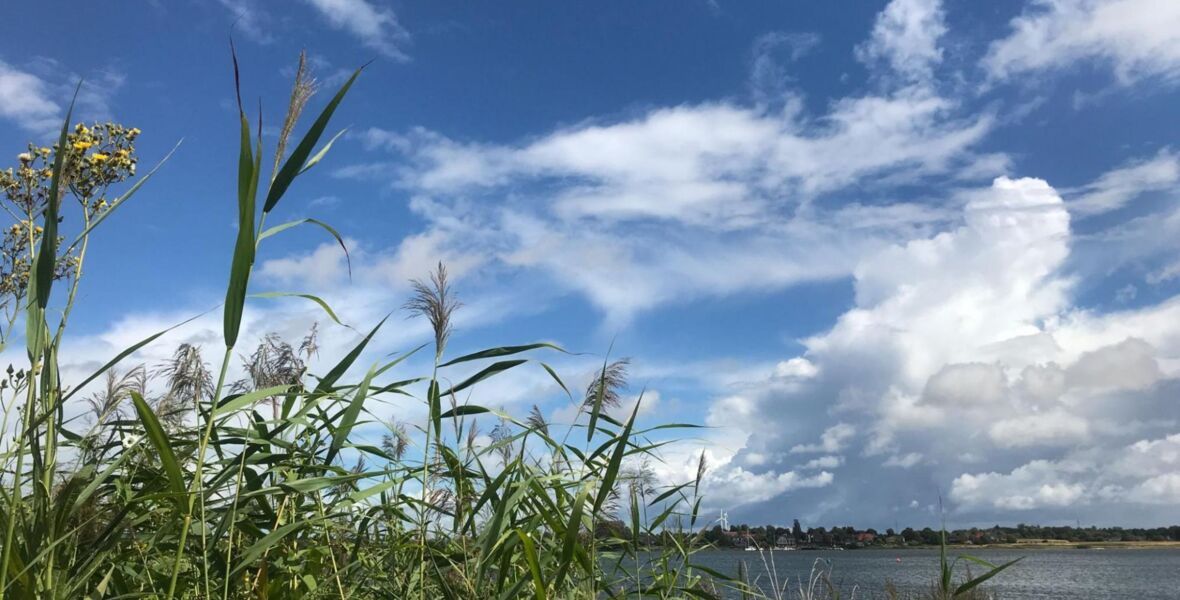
685 547 1180 599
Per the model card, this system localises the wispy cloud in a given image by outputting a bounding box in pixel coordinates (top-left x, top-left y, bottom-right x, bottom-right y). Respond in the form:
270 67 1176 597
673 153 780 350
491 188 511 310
1067 149 1180 216
855 0 947 85
0 57 125 137
983 0 1180 84
216 0 275 44
303 0 411 61
0 58 61 132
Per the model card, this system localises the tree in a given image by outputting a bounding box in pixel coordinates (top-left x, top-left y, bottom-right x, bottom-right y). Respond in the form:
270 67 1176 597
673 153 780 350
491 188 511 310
792 518 803 542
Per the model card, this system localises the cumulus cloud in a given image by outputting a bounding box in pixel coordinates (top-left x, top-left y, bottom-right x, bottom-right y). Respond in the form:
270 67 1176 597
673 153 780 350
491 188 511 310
983 0 1180 84
791 423 856 454
691 175 1180 522
259 239 354 288
988 411 1090 448
703 466 834 507
952 433 1180 510
1064 337 1162 391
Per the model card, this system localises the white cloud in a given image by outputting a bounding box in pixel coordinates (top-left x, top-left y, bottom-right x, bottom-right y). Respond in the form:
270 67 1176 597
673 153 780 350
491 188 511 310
259 239 353 288
703 466 834 506
774 357 819 379
953 433 1180 510
348 63 995 326
749 31 821 103
303 0 411 61
855 0 947 84
389 91 990 227
791 423 856 454
0 59 61 132
801 455 843 470
922 363 1007 407
1064 337 1162 391
988 411 1090 447
952 465 1087 511
692 174 1180 522
217 0 274 43
0 57 125 136
1067 149 1180 216
983 0 1180 84
1148 260 1180 285
883 452 923 468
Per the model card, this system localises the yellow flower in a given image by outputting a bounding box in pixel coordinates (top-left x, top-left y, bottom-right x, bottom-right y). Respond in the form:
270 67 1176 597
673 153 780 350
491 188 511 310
73 141 94 150
128 127 141 139
17 153 31 163
91 153 110 162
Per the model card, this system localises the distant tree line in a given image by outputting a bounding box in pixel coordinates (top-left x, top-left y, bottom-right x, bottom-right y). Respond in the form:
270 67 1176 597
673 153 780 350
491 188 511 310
691 521 1180 548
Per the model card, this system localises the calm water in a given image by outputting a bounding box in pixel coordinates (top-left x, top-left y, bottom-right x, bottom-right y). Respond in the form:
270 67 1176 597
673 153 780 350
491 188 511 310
682 547 1180 599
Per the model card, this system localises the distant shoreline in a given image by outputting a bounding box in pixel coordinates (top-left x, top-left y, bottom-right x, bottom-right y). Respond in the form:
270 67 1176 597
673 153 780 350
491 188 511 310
699 541 1180 552
715 541 1180 551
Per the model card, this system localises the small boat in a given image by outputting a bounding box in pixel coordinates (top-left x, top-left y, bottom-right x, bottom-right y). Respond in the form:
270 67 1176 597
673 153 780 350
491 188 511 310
744 546 757 552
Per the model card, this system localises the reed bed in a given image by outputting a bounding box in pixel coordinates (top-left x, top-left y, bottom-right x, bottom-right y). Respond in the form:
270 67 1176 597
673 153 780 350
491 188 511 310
0 51 1013 600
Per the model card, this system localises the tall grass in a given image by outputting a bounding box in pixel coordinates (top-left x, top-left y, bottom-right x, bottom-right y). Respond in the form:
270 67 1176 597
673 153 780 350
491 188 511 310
0 50 1015 600
0 52 718 599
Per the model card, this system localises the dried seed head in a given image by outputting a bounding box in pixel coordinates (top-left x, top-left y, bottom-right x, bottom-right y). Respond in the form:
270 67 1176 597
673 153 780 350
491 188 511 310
404 262 460 359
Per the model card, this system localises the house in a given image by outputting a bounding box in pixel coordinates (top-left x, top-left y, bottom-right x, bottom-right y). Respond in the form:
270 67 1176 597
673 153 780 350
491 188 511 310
855 532 876 543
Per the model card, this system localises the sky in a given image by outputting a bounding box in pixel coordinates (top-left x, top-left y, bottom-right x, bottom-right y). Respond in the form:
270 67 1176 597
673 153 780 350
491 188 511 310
2 0 1180 530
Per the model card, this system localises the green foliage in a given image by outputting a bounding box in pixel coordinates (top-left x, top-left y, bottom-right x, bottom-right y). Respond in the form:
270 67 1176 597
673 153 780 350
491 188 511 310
0 52 715 600
0 50 1016 600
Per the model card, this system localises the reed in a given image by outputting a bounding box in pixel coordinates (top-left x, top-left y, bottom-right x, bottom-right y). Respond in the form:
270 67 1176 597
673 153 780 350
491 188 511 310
0 50 1012 600
0 51 716 600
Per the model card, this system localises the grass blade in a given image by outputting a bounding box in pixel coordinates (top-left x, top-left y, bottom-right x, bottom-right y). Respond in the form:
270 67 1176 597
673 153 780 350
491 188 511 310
250 292 348 328
255 217 351 277
315 315 388 393
439 343 568 367
262 68 361 214
439 359 527 397
130 392 185 508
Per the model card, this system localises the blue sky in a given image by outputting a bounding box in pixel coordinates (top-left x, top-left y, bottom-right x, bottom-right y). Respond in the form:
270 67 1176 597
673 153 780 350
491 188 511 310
3 0 1180 529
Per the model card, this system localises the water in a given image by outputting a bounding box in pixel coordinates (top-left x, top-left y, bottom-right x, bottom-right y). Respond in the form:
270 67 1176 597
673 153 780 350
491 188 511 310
683 547 1180 599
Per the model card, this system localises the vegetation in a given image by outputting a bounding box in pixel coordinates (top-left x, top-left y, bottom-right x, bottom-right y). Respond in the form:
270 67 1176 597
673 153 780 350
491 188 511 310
0 51 1017 599
703 522 1180 549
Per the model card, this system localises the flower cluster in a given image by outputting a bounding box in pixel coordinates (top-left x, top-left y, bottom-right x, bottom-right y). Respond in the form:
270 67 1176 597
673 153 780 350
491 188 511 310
0 219 75 298
0 122 140 336
64 122 139 211
0 122 140 218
